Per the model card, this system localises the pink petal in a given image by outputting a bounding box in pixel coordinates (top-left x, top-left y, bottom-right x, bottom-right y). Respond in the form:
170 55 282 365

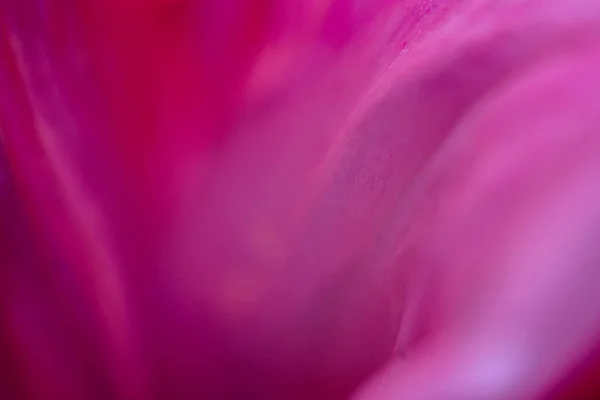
3 0 600 399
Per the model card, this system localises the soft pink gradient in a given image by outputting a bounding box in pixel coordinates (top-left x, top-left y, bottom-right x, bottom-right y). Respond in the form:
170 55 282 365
1 0 600 399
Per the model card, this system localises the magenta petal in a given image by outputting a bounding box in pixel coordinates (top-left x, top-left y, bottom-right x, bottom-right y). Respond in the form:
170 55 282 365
0 1 457 398
4 0 600 399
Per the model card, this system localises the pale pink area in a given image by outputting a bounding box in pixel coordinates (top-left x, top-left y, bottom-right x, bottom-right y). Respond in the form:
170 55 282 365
1 0 600 399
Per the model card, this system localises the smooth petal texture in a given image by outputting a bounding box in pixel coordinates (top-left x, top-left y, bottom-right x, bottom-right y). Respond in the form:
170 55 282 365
0 1 458 398
350 0 600 398
2 0 600 399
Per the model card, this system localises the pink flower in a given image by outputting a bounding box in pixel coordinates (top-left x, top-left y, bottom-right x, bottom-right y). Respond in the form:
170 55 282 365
2 0 600 399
